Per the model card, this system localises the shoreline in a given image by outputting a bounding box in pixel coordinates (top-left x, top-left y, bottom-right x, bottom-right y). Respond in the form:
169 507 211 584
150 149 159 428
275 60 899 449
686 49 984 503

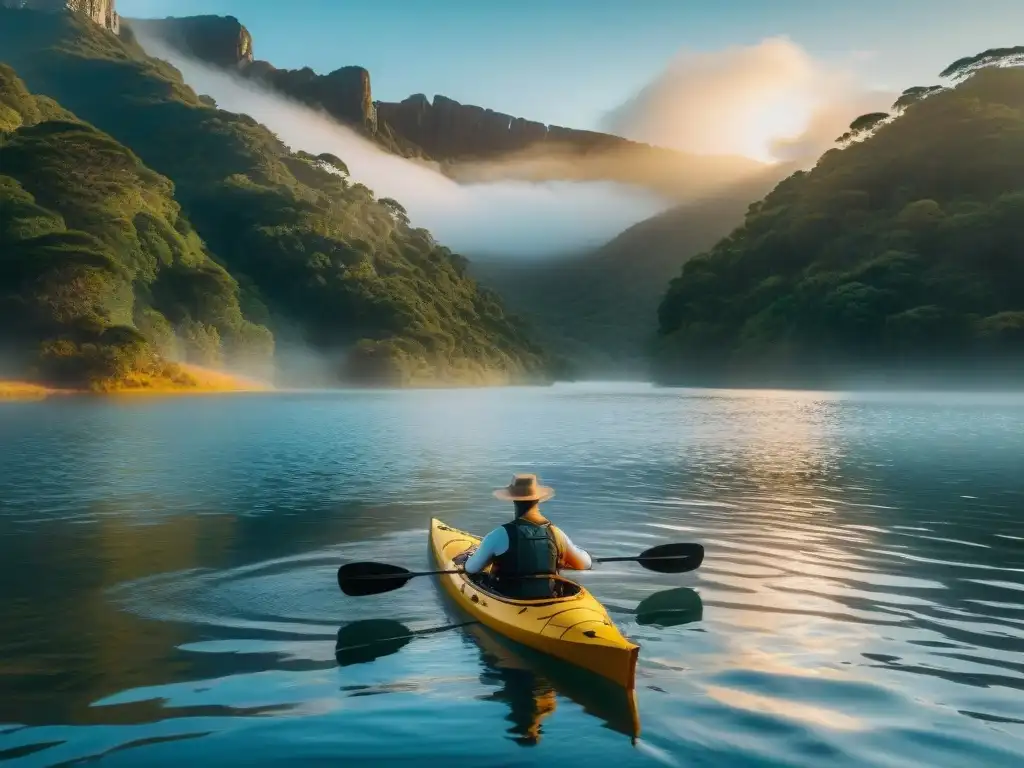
0 364 274 402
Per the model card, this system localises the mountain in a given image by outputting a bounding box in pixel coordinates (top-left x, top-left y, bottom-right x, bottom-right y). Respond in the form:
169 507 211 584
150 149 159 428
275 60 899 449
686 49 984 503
654 60 1024 388
123 14 765 201
0 7 553 389
470 169 789 377
1 0 119 31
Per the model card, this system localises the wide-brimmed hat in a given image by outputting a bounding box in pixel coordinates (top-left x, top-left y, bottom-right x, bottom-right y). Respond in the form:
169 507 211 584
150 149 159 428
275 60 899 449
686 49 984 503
493 473 554 502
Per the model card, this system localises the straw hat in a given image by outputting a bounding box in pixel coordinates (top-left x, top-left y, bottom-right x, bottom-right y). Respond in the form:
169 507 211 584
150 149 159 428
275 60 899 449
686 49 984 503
493 473 555 502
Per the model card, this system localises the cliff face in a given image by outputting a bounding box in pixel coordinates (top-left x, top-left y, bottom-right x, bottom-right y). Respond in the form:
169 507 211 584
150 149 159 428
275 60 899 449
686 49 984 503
128 15 252 68
126 14 764 199
125 15 686 159
246 62 376 130
2 0 119 32
375 93 631 159
126 16 377 131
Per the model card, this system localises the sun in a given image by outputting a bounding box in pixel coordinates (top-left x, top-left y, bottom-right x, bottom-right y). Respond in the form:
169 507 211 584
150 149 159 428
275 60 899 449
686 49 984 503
734 90 817 164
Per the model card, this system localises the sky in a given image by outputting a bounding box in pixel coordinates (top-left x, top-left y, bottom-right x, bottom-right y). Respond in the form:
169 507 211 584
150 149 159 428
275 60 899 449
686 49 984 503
120 0 1024 136
117 0 1024 255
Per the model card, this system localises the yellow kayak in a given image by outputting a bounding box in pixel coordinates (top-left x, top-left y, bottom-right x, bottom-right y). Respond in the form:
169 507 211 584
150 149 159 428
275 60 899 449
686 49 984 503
429 517 639 689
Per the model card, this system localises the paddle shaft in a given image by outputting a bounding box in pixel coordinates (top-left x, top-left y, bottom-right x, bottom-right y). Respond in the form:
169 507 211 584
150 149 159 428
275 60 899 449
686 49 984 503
345 552 698 582
346 555 688 580
338 541 703 595
347 568 461 581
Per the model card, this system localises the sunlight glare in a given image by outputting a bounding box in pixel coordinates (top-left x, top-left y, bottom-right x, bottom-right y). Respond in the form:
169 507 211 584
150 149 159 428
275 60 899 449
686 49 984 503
738 91 816 163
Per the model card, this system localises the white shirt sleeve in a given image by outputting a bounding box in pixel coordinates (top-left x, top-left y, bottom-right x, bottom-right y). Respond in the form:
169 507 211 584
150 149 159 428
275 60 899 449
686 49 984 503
554 526 593 570
463 526 509 574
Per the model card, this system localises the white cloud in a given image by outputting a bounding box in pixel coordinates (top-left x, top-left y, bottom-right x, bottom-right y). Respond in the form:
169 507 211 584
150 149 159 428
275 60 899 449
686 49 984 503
604 37 895 165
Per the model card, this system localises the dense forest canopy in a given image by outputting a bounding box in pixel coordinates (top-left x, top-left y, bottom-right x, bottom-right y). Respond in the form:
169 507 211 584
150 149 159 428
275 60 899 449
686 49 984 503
655 55 1024 387
0 63 262 389
0 9 552 388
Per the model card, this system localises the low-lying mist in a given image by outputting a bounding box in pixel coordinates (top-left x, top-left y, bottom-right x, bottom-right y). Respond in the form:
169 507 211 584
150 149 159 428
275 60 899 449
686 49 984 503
135 34 673 259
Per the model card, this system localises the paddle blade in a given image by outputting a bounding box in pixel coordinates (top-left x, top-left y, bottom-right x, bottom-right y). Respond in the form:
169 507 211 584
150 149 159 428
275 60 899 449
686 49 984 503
337 562 413 596
636 543 705 574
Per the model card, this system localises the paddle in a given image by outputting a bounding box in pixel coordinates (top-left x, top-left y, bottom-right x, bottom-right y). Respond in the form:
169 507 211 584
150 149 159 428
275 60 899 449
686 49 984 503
594 542 704 574
336 562 461 596
337 542 704 597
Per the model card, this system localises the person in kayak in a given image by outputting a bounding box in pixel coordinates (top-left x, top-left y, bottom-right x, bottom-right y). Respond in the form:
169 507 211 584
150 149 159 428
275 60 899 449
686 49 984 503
453 474 592 599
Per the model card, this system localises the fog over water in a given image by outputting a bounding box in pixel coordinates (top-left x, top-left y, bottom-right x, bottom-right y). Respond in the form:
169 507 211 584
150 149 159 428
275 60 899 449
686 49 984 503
136 34 675 258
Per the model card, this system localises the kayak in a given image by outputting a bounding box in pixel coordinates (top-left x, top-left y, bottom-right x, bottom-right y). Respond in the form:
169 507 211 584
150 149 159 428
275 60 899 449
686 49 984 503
429 517 639 689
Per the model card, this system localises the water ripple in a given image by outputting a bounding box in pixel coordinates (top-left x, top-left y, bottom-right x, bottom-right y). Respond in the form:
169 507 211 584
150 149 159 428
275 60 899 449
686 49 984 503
2 387 1024 765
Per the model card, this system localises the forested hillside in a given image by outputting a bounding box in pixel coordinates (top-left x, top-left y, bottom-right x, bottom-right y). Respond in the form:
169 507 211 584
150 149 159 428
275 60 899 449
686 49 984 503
471 170 786 377
1 64 268 389
1 9 551 389
654 56 1024 387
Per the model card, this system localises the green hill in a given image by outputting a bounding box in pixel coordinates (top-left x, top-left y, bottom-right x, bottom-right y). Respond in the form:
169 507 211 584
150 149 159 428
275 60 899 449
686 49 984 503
0 63 268 390
654 61 1024 388
0 8 550 389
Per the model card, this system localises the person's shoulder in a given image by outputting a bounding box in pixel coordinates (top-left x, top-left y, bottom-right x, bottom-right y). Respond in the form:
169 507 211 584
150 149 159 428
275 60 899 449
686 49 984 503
548 523 569 542
483 525 510 541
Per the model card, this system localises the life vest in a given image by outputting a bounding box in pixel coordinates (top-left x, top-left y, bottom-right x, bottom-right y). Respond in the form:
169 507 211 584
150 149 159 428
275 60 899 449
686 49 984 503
492 519 560 598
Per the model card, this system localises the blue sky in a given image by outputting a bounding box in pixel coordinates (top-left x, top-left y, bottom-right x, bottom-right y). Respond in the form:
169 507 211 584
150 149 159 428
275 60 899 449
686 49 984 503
119 0 1024 131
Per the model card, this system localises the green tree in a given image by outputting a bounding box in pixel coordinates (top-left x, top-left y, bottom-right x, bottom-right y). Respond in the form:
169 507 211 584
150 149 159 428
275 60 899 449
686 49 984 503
655 64 1024 387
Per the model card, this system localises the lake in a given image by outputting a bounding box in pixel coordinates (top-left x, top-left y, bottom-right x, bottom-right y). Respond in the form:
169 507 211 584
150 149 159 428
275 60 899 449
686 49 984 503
2 384 1023 767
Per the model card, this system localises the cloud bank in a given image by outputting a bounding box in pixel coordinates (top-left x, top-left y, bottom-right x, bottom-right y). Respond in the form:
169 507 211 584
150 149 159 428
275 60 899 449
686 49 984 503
135 35 672 259
604 37 894 164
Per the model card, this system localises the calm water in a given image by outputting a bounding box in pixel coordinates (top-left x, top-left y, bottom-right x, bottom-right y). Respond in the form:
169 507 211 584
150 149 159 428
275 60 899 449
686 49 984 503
2 384 1024 767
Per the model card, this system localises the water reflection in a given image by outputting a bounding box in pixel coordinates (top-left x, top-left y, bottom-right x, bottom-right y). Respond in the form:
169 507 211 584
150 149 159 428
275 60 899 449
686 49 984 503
468 622 641 746
605 586 704 630
637 587 704 627
335 620 416 667
333 616 641 747
4 388 1024 766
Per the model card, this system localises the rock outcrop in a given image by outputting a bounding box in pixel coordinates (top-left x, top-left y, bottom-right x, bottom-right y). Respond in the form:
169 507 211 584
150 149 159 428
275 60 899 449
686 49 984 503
245 63 376 130
128 15 252 68
125 14 764 199
2 0 119 32
126 16 377 131
375 93 630 159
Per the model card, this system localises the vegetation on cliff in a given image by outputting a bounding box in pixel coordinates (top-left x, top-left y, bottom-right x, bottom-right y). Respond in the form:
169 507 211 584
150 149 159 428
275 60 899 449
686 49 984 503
0 63 264 390
655 58 1024 386
1 8 550 388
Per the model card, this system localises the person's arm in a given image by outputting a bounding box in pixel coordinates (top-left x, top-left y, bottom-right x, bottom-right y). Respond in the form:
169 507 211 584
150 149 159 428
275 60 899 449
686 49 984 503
552 526 592 570
461 527 509 574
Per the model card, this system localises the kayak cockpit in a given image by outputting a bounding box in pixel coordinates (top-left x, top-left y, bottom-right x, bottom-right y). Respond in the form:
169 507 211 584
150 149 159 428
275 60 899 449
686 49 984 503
462 571 584 604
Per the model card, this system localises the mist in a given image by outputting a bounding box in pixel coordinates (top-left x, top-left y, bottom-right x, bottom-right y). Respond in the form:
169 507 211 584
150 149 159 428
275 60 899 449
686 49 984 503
134 34 673 259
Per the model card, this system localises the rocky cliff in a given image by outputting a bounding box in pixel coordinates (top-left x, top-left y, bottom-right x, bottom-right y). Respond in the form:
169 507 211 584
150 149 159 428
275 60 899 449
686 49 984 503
128 15 252 68
126 14 764 199
126 16 382 133
246 62 377 131
2 0 118 32
373 92 761 198
375 93 630 159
